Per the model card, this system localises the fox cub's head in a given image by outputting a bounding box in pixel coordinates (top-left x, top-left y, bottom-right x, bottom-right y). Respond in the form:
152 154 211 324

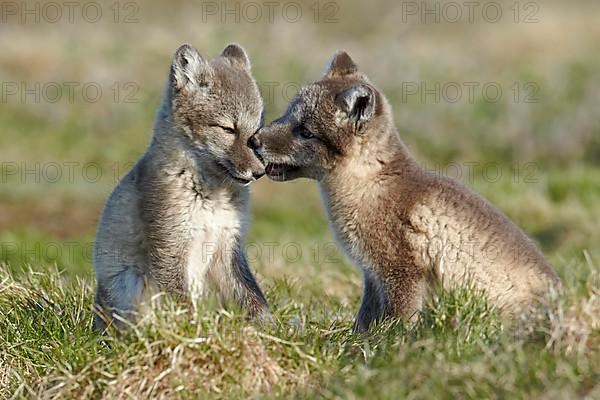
254 51 389 181
166 44 264 185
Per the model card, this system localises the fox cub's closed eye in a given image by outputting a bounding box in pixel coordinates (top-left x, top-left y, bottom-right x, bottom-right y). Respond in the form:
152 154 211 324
210 124 236 134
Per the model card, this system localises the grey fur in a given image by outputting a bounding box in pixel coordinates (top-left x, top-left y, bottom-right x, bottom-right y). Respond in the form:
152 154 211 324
254 51 561 332
93 44 269 330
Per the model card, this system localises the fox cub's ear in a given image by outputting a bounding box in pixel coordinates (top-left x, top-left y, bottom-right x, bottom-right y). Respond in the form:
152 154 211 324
335 85 375 134
221 43 251 71
170 44 210 91
324 50 358 78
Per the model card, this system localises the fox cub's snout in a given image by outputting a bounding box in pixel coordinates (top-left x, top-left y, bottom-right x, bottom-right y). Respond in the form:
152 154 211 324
170 44 265 185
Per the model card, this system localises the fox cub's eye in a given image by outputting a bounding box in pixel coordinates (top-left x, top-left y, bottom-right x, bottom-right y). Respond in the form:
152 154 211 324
220 126 236 134
211 124 236 135
295 125 315 139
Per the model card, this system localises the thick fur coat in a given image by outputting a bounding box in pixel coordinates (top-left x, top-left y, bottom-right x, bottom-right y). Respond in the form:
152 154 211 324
254 51 560 331
94 44 269 330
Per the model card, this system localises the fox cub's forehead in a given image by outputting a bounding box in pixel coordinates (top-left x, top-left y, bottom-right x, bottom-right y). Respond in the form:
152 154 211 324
289 80 352 121
209 62 263 121
287 84 322 121
212 63 261 103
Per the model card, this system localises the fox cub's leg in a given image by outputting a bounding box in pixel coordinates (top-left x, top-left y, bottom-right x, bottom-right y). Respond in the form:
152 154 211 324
354 269 426 332
94 267 146 331
353 271 387 332
387 268 427 323
208 245 270 323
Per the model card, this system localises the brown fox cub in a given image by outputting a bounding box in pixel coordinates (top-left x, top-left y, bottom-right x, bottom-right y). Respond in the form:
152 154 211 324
93 44 269 330
253 51 560 331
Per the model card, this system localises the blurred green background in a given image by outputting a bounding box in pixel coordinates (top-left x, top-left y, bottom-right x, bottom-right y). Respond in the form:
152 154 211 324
1 0 599 302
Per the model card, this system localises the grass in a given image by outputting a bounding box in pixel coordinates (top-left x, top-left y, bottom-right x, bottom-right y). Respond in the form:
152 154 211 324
1 0 600 398
1 262 598 399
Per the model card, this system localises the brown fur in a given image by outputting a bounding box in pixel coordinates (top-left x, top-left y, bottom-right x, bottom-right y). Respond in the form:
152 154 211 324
254 51 561 331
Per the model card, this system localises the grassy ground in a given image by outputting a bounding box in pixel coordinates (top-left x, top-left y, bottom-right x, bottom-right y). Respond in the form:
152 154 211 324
1 0 599 398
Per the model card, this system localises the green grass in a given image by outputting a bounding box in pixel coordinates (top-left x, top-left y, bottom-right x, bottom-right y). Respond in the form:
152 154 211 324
1 262 598 399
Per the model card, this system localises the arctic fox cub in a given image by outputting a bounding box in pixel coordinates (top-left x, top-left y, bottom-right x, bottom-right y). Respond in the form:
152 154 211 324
93 44 269 330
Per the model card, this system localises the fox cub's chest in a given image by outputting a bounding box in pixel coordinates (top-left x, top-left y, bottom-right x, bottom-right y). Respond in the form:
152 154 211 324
184 190 244 299
320 186 374 270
